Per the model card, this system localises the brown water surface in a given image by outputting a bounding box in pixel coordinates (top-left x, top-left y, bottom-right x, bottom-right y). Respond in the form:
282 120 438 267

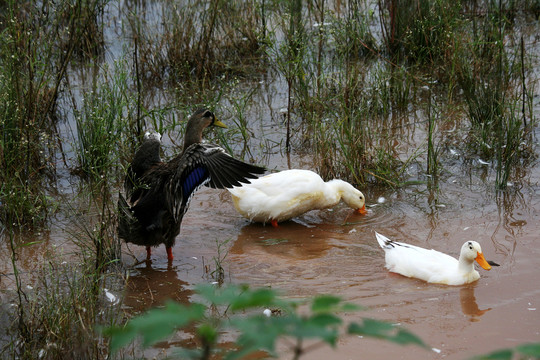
116 176 540 359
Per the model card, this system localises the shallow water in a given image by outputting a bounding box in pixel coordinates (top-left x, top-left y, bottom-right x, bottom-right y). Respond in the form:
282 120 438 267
115 169 540 359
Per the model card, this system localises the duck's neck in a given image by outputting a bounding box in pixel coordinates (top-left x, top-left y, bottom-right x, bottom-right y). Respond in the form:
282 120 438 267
182 120 205 153
324 180 347 207
458 254 475 274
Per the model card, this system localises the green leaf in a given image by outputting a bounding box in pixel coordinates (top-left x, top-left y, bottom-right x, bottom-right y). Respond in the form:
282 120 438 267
348 318 426 348
103 325 138 353
471 349 513 360
197 323 218 344
392 328 427 347
227 316 284 359
311 295 342 313
288 315 340 346
230 287 279 311
309 313 342 327
310 295 362 313
516 343 540 356
196 283 247 306
104 301 206 352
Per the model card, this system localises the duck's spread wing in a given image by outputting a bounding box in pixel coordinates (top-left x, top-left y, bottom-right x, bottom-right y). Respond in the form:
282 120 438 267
173 144 266 204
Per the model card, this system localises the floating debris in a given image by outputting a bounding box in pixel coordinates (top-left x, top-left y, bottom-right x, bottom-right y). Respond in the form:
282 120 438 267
478 159 490 165
104 288 119 305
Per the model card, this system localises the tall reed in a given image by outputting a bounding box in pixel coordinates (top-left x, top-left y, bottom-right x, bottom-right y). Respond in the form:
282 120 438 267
73 60 135 183
131 0 267 88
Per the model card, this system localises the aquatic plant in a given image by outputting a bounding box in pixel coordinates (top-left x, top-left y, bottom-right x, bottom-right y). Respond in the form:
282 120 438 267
379 0 461 65
130 0 268 87
73 59 135 183
0 1 67 227
6 253 122 358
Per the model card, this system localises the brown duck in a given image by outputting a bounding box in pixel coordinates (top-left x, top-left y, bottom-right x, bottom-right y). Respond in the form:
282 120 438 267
118 109 265 261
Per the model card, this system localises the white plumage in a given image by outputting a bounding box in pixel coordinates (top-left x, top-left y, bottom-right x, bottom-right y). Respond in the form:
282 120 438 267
228 169 366 227
375 232 492 285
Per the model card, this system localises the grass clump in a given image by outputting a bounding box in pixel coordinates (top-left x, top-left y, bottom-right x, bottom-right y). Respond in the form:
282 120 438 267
0 1 63 227
132 0 268 87
380 0 461 66
6 258 122 359
72 59 135 183
455 0 534 189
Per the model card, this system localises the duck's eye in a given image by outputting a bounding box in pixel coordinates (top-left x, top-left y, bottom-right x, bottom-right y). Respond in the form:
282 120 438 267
468 242 473 250
204 110 214 118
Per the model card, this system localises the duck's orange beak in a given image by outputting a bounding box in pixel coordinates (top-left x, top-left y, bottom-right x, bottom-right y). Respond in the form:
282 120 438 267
475 252 492 270
356 204 368 215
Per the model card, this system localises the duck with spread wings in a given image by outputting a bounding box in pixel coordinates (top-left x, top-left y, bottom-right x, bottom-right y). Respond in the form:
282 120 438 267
118 109 266 261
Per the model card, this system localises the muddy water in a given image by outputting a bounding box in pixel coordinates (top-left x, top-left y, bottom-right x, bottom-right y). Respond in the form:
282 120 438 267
118 165 540 359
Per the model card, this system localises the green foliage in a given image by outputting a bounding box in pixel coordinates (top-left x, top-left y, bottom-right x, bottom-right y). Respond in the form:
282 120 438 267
134 0 268 86
381 0 461 65
104 284 426 359
472 342 540 360
105 302 206 351
74 59 134 182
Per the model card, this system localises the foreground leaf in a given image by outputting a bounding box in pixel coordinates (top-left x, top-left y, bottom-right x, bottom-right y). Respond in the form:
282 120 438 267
104 301 206 352
348 318 426 348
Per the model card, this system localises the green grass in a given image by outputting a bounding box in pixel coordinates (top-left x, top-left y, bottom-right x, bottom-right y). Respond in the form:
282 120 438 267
72 59 134 183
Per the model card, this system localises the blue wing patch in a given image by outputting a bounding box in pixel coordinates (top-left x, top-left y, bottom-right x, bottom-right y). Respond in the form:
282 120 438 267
182 166 209 200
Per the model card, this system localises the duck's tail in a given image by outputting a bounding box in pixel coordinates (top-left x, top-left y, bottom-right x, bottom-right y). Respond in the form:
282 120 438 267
375 232 395 249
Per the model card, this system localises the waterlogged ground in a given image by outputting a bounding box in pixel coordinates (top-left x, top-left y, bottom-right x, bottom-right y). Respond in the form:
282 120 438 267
1 1 540 359
115 145 540 359
1 117 539 359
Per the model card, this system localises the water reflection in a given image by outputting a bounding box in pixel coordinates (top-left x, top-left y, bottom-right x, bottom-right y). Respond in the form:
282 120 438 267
229 222 334 260
123 260 193 313
459 284 491 321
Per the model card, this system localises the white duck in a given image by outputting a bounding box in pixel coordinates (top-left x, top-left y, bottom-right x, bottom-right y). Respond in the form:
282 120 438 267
228 169 367 227
375 232 493 285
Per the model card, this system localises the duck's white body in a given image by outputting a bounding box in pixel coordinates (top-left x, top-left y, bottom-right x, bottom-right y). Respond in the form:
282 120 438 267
375 232 492 285
228 169 366 226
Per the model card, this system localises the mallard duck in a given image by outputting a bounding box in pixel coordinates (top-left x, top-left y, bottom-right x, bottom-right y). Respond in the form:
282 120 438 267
118 109 266 261
228 169 367 227
375 232 495 285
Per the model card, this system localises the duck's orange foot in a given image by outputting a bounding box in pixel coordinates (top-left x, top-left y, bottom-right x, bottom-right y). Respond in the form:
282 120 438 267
270 219 279 228
146 246 152 259
166 246 174 261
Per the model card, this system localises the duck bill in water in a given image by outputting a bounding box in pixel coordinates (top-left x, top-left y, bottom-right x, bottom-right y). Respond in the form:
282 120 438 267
475 252 492 270
356 204 368 215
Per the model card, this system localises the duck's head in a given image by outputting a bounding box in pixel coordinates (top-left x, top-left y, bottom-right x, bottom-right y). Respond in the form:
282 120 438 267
189 109 227 129
340 185 367 215
460 241 492 270
184 109 227 150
